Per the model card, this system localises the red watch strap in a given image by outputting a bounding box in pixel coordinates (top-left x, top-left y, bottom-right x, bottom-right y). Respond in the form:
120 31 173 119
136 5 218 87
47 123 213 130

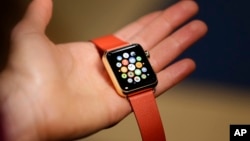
91 35 166 141
91 35 128 51
128 90 166 141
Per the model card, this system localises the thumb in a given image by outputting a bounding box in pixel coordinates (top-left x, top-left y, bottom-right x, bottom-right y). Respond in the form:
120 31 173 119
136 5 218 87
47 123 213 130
12 0 53 37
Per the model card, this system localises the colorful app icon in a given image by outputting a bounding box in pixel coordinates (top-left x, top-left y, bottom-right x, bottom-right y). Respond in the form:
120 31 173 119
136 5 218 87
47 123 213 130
123 52 129 58
134 76 141 82
129 57 136 64
117 56 122 61
121 73 127 79
136 56 142 61
127 78 133 83
121 66 128 73
128 71 135 78
141 74 147 79
116 62 122 68
122 59 129 66
135 69 142 76
128 64 136 71
136 62 143 68
141 67 147 73
130 51 136 56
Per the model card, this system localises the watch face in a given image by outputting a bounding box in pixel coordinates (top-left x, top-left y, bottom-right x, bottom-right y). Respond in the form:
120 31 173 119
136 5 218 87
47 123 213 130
105 44 157 95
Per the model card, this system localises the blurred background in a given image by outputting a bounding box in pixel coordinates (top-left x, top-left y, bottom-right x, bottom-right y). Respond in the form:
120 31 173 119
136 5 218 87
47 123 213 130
1 0 250 141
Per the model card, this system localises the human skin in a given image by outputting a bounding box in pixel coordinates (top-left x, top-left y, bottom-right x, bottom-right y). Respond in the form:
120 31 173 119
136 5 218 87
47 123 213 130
0 0 207 140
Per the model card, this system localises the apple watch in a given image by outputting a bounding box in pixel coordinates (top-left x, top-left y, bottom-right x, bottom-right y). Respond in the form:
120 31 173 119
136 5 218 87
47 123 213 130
91 35 166 141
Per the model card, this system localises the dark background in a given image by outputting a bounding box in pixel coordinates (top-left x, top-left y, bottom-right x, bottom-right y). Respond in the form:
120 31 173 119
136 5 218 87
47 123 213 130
1 0 250 88
182 0 250 88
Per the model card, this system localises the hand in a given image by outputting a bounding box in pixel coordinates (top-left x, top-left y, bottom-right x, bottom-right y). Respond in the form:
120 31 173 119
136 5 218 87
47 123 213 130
0 0 207 140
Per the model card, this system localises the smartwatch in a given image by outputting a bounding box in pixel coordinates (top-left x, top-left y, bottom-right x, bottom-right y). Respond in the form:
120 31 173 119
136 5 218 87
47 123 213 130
91 35 166 141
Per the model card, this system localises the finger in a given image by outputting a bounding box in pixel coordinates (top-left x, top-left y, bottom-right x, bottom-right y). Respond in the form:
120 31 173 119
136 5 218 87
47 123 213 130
150 20 208 72
115 11 162 40
12 0 53 38
155 58 196 96
118 0 199 50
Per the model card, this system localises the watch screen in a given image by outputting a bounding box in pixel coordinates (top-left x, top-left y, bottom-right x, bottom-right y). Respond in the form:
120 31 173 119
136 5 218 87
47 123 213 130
106 44 157 94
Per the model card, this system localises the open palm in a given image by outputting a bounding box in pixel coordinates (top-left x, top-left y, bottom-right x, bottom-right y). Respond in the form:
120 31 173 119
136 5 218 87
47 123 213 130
0 0 207 140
